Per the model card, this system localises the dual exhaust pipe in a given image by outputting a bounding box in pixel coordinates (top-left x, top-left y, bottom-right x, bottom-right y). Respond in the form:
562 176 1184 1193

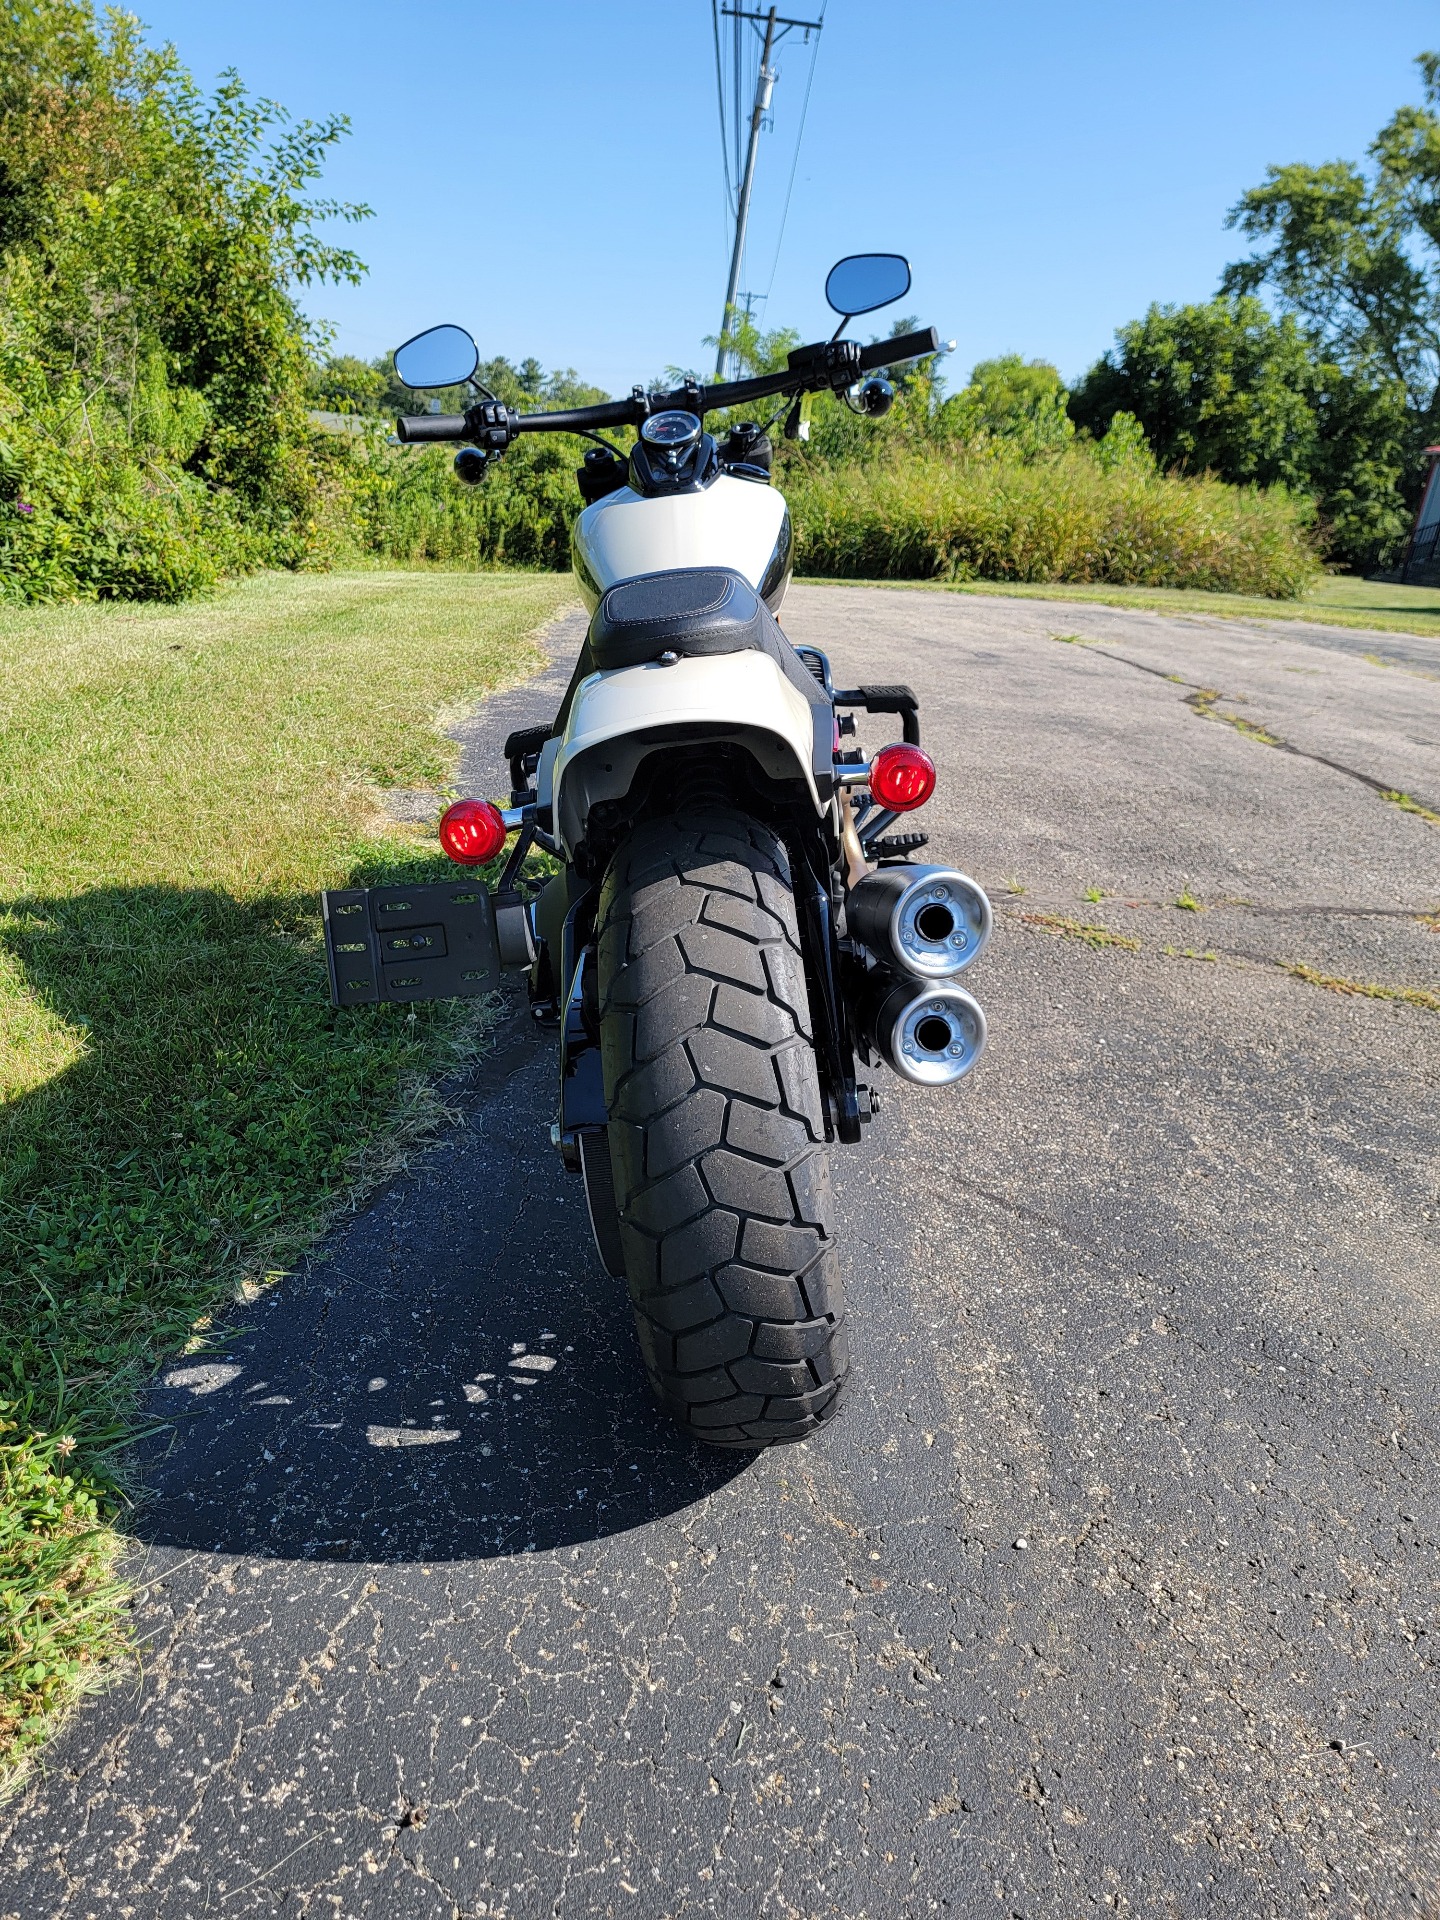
847 866 992 1087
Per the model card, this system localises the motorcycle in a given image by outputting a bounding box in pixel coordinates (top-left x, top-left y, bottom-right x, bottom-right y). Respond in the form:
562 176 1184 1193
322 253 992 1449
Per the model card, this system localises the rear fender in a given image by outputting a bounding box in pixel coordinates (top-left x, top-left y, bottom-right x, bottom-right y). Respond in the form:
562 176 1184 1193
540 651 827 856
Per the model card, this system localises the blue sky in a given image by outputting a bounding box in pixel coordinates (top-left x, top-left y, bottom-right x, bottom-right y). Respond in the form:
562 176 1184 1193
138 0 1436 395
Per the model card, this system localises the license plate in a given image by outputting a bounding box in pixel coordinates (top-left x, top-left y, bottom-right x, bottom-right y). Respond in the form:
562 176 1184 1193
321 881 499 1006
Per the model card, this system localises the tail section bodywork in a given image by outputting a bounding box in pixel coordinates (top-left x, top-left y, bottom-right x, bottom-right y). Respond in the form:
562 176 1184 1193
539 566 831 857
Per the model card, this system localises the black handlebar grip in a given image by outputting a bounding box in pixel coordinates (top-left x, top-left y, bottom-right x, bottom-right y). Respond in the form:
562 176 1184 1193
856 327 940 373
394 414 470 443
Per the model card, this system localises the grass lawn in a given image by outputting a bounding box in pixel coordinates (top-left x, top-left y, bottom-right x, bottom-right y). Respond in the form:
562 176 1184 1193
0 569 574 1780
795 572 1440 640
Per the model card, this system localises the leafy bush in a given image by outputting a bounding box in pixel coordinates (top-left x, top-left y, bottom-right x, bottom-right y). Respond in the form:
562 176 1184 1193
338 436 582 570
0 0 366 603
0 292 266 602
937 355 1076 458
785 442 1320 597
307 353 389 415
1069 295 1411 572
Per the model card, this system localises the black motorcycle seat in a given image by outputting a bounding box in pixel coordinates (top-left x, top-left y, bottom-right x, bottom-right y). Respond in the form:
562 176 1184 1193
588 566 773 670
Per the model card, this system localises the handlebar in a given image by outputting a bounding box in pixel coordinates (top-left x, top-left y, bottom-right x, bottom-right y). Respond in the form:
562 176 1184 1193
394 414 471 442
858 328 939 372
393 325 941 444
514 398 643 434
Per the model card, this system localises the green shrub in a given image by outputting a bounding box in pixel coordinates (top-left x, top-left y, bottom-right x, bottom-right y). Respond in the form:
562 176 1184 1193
1069 295 1411 573
336 435 583 571
785 443 1321 598
936 355 1076 458
329 426 1320 601
0 1 367 605
0 322 265 603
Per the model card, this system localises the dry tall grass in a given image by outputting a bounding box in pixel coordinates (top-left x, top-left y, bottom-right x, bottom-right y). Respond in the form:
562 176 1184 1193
784 447 1321 598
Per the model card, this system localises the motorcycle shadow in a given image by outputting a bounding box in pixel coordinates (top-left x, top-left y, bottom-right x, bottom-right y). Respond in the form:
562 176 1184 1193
134 1023 749 1565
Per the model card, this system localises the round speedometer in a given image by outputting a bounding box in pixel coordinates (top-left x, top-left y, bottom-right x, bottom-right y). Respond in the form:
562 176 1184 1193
640 409 702 450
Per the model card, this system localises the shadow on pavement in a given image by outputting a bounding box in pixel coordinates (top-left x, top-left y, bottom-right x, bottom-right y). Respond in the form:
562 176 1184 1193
134 1017 749 1563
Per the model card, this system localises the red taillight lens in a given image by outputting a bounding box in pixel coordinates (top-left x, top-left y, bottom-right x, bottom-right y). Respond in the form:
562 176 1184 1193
438 797 508 866
869 742 936 812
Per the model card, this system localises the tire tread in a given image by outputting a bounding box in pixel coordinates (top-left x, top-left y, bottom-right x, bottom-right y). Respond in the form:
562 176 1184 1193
597 806 848 1448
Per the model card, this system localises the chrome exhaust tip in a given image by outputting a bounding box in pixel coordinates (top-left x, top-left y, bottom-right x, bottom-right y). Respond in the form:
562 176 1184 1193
869 978 987 1086
847 865 992 978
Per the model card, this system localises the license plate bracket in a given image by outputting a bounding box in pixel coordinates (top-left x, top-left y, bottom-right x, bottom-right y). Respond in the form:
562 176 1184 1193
322 881 499 1006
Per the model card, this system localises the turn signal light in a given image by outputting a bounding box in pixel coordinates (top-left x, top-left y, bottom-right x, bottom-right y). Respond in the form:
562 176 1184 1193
438 797 508 865
869 742 936 812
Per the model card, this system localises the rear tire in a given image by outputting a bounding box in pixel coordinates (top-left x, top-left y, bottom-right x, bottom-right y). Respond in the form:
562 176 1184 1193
596 805 849 1448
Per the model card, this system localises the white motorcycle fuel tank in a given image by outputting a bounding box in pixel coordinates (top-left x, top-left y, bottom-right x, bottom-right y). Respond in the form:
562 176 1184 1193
570 472 792 612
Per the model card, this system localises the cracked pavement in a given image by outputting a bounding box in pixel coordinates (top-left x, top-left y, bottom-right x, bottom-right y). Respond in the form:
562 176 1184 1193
2 585 1438 1918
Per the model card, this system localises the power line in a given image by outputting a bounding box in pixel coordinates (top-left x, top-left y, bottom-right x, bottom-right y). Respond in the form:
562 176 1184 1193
710 0 735 216
733 4 744 186
761 0 824 302
711 2 825 377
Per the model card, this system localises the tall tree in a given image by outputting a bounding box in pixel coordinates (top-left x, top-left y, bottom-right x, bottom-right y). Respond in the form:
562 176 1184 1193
1069 297 1410 568
940 355 1074 457
0 0 369 515
1222 50 1440 426
1070 298 1320 488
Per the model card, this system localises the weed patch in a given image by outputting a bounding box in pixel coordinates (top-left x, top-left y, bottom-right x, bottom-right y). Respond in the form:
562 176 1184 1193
1381 789 1440 825
1019 911 1142 951
1185 687 1283 746
786 447 1320 597
0 1415 127 1769
1282 962 1440 1012
1179 687 1440 827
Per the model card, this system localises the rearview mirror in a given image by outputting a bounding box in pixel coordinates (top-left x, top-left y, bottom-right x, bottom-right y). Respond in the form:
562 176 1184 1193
393 324 479 390
824 253 912 318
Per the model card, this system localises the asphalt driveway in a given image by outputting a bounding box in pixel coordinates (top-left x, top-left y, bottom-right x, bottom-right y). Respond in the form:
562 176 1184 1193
3 585 1437 1919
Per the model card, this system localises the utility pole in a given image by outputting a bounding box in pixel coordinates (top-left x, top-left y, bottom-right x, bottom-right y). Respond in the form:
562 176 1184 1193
712 5 823 380
715 6 777 381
